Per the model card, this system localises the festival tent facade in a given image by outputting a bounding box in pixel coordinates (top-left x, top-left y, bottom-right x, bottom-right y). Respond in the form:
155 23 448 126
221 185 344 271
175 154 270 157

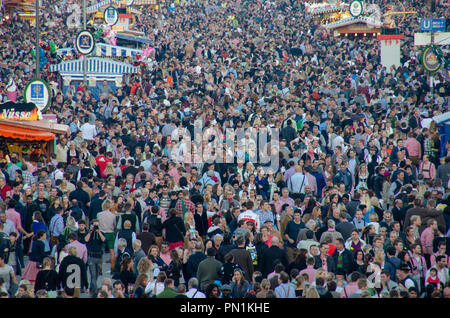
57 42 143 58
49 57 139 99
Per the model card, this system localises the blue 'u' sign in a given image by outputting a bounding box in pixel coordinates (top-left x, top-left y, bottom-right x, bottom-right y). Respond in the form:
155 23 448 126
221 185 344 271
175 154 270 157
420 18 446 32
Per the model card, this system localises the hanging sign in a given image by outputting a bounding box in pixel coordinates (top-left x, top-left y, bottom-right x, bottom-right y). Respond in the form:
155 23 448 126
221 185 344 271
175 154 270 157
349 0 364 17
24 79 52 113
104 6 119 26
75 30 95 55
0 102 42 121
421 45 443 73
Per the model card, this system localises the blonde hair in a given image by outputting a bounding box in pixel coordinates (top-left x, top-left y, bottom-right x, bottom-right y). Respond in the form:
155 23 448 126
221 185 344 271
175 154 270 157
43 257 52 268
66 216 77 228
102 199 113 211
315 269 326 279
137 257 151 275
305 287 320 298
260 279 271 290
184 212 194 224
370 197 379 208
68 246 78 256
312 206 321 219
204 191 211 203
361 193 371 207
374 249 385 264
295 275 305 288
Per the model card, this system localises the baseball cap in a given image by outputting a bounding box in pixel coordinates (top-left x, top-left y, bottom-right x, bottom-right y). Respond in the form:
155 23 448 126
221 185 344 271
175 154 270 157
221 284 231 291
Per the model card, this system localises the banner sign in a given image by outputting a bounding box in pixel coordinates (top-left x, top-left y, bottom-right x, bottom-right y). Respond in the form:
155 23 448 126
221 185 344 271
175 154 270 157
421 45 443 73
24 79 52 112
0 102 41 121
420 18 446 32
75 30 95 55
349 0 363 17
104 6 119 26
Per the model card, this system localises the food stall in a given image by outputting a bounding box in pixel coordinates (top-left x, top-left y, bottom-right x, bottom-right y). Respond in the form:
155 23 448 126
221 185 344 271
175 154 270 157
0 101 70 161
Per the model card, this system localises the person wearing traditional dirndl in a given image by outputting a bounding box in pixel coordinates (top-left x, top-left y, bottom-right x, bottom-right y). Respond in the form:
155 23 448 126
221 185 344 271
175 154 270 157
22 230 47 283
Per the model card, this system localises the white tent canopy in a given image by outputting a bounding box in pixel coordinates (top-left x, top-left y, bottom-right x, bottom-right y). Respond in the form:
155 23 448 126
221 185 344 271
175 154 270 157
57 43 143 58
432 111 450 125
49 57 139 75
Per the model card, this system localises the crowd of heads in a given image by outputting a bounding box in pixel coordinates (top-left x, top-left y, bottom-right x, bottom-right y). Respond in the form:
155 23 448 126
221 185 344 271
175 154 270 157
0 0 449 299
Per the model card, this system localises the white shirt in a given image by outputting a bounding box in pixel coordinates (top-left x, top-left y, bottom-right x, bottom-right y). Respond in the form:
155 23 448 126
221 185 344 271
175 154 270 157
186 288 206 298
332 135 345 152
80 122 97 141
238 210 260 232
145 281 165 296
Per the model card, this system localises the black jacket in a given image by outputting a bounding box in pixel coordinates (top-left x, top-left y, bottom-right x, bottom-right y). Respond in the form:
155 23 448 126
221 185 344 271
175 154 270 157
345 200 360 218
286 258 307 273
255 242 269 272
69 188 90 212
145 214 163 237
162 216 186 243
216 243 235 264
220 262 241 285
331 249 355 275
20 202 38 232
117 229 135 255
281 125 296 144
372 174 384 199
88 196 104 220
35 269 59 291
185 252 207 282
57 255 89 290
260 246 289 278
34 198 50 223
314 255 336 273
3 240 25 276
137 232 156 255
194 211 208 238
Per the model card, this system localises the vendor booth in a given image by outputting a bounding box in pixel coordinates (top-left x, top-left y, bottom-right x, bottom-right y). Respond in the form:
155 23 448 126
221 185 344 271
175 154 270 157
48 57 139 99
0 102 70 161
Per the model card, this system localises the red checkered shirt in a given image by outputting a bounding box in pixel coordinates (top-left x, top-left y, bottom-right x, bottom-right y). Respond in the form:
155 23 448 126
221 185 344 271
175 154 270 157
175 198 196 219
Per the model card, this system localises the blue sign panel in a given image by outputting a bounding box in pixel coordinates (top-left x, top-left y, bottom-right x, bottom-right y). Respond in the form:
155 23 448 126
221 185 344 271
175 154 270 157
420 18 446 32
30 83 44 99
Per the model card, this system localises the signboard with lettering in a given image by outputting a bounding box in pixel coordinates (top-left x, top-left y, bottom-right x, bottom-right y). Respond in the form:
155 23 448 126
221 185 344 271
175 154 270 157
24 79 52 112
104 6 119 26
420 18 446 32
421 45 443 73
0 102 41 121
349 0 363 17
75 30 95 55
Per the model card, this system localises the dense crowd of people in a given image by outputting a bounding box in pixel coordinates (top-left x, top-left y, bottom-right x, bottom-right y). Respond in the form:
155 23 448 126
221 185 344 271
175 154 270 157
0 0 449 299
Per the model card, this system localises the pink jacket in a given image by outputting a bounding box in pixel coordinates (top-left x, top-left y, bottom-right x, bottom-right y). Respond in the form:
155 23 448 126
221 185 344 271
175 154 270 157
341 282 358 298
420 227 435 255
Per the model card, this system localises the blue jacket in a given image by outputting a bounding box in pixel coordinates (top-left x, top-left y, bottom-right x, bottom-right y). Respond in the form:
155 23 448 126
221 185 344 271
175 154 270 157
384 256 401 282
311 171 326 198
